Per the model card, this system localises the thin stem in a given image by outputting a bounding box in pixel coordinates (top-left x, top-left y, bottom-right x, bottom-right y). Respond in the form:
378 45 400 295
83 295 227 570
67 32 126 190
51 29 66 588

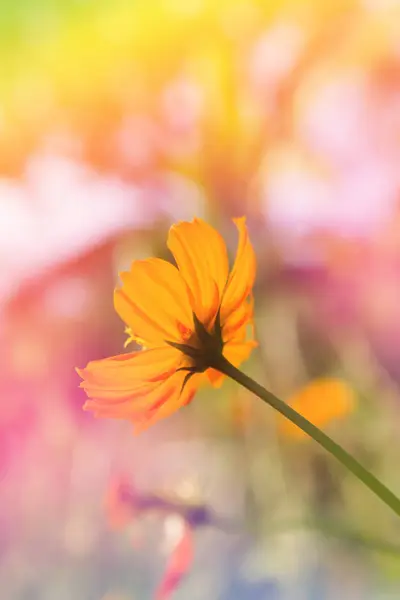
214 356 400 518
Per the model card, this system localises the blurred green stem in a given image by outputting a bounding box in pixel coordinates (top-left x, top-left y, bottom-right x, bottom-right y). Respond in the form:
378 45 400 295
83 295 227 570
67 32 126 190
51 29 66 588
215 357 400 519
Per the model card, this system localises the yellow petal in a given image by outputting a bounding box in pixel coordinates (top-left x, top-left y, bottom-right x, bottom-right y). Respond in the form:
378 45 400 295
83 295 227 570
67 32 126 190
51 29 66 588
221 217 256 323
85 377 177 420
77 346 182 403
114 258 193 345
223 339 257 368
78 348 200 428
279 378 356 440
167 218 229 325
222 296 254 343
133 372 201 433
206 368 225 388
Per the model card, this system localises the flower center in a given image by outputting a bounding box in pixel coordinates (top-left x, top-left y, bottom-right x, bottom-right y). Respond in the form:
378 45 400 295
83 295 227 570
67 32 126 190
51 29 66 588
168 311 224 376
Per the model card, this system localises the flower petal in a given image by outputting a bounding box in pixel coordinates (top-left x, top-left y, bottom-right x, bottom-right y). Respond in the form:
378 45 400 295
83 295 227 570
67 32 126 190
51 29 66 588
222 295 254 343
77 346 183 410
114 258 193 345
84 376 178 420
155 519 194 600
223 339 257 368
279 378 356 440
133 372 201 433
167 218 229 325
206 368 225 388
221 217 256 323
78 346 182 387
81 361 199 430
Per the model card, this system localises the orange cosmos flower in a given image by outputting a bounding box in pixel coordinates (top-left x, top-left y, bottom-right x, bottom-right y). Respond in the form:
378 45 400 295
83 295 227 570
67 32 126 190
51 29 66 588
77 217 256 432
279 378 356 440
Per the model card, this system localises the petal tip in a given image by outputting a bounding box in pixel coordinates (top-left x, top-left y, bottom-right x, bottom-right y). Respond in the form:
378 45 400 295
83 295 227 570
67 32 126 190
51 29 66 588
76 367 85 380
132 420 151 435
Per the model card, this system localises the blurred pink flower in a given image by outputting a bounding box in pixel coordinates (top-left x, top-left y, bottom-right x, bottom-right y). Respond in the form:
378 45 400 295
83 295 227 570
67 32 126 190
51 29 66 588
160 76 204 158
265 148 399 240
249 22 305 111
155 518 194 600
0 153 206 302
262 60 400 254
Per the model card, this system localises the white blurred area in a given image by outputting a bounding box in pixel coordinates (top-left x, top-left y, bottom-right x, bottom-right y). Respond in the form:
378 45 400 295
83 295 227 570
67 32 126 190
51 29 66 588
261 65 400 239
0 154 205 304
250 9 400 256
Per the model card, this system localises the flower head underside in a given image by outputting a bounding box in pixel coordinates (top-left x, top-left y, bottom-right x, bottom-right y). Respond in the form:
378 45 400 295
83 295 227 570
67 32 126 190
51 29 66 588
77 217 256 433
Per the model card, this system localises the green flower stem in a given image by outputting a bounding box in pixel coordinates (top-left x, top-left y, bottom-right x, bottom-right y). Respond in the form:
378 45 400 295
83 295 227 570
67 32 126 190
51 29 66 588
214 356 400 519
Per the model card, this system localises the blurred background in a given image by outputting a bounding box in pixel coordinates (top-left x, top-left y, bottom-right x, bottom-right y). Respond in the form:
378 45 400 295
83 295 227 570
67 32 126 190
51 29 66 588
2 0 400 598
